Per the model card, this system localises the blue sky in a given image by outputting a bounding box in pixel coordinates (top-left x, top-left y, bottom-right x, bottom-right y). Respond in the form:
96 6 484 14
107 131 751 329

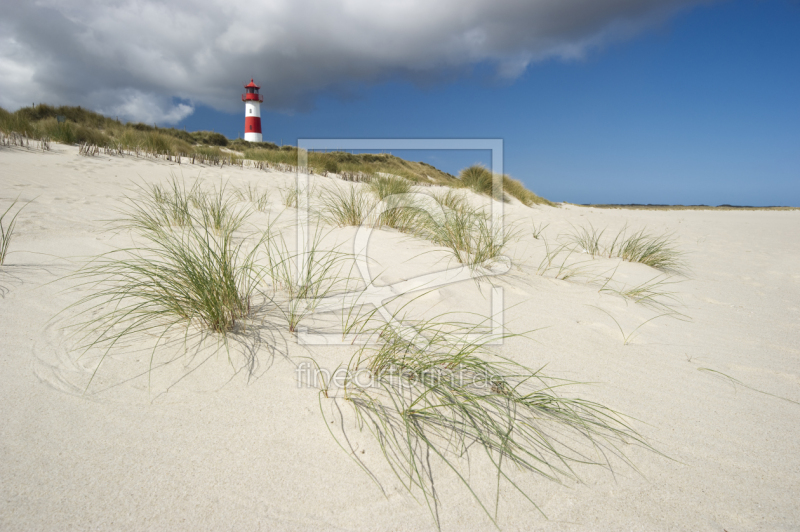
177 0 800 206
3 0 798 205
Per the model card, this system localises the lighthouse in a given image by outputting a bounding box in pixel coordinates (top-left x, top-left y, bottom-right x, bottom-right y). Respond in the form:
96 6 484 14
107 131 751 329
242 79 263 142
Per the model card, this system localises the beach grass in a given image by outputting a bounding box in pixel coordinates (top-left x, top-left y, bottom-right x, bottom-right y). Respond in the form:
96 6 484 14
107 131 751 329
1 104 554 205
502 175 555 206
431 189 469 211
376 194 427 232
319 186 376 227
313 184 515 269
460 164 495 197
533 237 595 281
598 273 685 315
236 184 271 212
0 198 25 265
261 223 351 334
126 175 199 232
196 181 249 236
415 194 516 269
278 183 315 209
567 224 685 272
456 167 553 207
326 313 651 528
590 305 672 345
569 223 605 257
363 177 426 232
66 178 271 389
417 200 480 264
531 221 548 239
367 175 412 200
279 184 300 208
607 227 685 272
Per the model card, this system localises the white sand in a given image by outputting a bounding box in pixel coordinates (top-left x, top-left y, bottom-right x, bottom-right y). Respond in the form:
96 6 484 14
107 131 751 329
1 143 799 531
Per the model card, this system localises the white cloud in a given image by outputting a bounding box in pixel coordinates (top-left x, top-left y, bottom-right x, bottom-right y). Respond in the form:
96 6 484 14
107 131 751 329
0 0 713 121
96 91 194 125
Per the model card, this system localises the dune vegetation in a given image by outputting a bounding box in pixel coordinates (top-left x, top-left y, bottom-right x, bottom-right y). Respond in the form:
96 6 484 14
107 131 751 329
1 102 671 529
0 198 25 266
68 179 267 367
314 178 517 269
325 312 653 528
244 147 461 186
1 104 552 204
568 223 685 272
57 173 650 529
459 164 554 206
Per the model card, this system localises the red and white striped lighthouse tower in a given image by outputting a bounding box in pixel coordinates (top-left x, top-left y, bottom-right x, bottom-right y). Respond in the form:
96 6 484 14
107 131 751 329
242 79 263 142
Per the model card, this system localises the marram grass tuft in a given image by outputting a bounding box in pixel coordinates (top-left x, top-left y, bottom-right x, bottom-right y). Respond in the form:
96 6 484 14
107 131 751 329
323 313 656 529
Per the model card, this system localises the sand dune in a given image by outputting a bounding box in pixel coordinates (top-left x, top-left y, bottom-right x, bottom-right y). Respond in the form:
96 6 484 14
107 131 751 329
1 143 799 531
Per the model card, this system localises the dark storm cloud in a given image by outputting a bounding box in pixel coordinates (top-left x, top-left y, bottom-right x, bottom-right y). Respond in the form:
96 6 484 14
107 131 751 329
0 0 713 123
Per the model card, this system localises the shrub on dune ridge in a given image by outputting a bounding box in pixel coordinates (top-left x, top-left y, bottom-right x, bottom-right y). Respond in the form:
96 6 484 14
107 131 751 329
190 145 225 159
35 118 78 145
323 159 340 174
142 131 175 154
228 138 279 151
196 131 229 146
1 104 195 156
459 166 554 207
0 110 34 137
460 164 495 197
458 166 554 207
48 120 110 146
502 175 554 206
116 129 193 156
15 103 117 129
243 147 460 185
244 147 300 167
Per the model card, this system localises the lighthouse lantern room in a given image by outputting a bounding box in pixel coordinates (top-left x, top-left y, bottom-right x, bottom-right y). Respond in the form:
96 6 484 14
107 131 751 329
242 79 263 142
